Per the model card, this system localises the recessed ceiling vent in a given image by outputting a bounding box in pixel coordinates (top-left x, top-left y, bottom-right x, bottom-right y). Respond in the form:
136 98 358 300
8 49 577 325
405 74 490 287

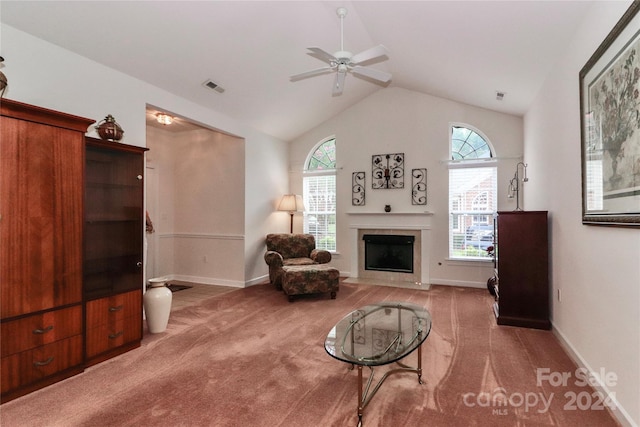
203 79 225 93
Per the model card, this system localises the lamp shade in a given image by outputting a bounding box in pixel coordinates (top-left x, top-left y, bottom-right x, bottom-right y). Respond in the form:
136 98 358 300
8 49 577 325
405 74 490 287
278 194 304 213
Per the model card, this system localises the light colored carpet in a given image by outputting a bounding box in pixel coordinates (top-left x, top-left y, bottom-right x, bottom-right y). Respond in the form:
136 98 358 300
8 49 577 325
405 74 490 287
0 282 619 426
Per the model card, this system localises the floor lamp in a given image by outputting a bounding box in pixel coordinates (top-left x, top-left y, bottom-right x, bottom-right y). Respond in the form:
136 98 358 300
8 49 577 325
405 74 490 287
278 194 304 233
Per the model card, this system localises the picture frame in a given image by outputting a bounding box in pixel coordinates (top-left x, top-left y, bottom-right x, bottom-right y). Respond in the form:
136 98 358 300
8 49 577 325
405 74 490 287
579 2 640 226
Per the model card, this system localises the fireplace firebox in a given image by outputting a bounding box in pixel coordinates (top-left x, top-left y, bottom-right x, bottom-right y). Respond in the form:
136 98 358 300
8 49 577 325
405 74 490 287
363 234 414 274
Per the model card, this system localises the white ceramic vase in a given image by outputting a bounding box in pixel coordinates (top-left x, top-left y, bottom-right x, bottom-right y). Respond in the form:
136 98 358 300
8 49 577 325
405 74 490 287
144 277 172 333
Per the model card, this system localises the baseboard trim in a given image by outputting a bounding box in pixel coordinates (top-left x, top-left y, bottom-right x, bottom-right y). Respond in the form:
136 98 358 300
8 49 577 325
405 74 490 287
552 322 636 427
428 278 486 288
165 274 245 288
162 274 270 289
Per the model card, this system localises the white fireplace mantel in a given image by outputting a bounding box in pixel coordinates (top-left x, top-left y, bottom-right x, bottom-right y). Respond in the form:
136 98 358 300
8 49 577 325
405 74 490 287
346 211 433 229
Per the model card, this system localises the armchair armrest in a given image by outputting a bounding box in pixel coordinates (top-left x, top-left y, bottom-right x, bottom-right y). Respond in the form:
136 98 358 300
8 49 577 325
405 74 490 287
264 251 284 267
310 249 331 264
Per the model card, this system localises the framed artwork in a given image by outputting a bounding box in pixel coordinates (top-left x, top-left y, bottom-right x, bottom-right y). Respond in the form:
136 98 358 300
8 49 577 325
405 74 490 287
411 168 427 205
580 2 640 226
352 171 365 205
372 153 404 189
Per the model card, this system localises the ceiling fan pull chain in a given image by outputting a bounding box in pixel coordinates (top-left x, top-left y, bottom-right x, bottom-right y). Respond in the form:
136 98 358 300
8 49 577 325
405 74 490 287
339 7 345 52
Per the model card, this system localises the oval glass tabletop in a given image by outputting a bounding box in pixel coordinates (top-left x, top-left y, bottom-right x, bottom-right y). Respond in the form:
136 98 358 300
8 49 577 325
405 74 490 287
325 301 432 366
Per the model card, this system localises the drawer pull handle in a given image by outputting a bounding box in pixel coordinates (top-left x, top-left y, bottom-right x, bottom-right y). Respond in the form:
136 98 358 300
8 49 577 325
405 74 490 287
109 331 124 339
32 325 54 335
33 357 54 367
109 305 124 312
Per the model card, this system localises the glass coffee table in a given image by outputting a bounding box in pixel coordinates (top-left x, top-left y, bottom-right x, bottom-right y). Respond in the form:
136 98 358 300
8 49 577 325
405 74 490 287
325 301 432 426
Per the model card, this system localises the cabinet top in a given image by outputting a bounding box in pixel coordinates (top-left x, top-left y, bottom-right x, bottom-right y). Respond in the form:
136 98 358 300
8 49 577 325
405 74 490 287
86 136 149 153
1 98 95 132
498 210 548 215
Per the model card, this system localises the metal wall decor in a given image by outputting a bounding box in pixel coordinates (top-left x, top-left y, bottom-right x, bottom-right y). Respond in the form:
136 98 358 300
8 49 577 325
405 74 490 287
352 171 366 205
411 168 427 205
372 153 404 189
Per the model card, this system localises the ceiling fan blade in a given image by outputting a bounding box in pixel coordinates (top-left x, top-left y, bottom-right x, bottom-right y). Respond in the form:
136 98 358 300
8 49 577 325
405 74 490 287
307 47 338 64
290 66 334 82
351 45 388 65
333 72 346 96
352 65 392 83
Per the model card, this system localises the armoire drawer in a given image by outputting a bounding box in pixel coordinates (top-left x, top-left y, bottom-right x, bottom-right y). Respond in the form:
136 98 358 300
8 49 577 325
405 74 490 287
1 335 83 394
85 317 142 359
1 305 83 358
86 290 142 327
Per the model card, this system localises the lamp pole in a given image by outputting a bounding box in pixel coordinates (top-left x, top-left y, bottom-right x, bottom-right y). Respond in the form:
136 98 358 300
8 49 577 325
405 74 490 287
508 162 528 211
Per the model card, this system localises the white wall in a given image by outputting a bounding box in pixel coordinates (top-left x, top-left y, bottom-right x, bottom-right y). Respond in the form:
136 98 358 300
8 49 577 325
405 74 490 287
525 1 639 425
146 126 246 286
289 87 524 287
2 25 287 285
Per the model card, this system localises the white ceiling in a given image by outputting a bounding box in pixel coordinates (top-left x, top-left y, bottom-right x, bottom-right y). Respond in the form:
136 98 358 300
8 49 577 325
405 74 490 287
1 1 594 141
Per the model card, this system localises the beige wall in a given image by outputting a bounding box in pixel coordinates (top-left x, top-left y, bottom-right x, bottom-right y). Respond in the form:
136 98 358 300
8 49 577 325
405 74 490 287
1 25 287 288
525 1 639 424
146 126 246 286
289 86 524 287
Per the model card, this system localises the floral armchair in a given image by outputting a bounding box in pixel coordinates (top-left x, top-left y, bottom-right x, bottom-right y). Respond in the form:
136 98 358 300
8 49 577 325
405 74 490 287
264 233 332 289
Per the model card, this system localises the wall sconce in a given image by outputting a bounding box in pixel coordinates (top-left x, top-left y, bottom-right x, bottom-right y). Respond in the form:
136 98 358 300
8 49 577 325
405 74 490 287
156 113 173 125
278 194 305 233
507 162 528 211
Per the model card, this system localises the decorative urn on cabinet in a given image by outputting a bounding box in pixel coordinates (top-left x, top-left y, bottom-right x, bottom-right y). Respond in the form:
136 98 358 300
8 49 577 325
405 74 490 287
144 277 172 333
95 114 124 141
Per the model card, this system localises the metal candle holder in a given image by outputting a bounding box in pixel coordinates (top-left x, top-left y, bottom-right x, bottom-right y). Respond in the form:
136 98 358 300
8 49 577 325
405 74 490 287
507 162 528 211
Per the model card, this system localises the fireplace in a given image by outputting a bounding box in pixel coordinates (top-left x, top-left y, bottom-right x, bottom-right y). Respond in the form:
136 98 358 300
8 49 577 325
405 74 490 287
348 211 432 288
363 234 414 274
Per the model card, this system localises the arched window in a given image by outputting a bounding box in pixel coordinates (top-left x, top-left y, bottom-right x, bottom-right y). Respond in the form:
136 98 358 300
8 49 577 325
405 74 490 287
449 125 497 259
303 137 336 251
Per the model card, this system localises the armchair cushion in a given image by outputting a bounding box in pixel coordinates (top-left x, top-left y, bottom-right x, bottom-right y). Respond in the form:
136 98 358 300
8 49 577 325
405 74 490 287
264 233 332 289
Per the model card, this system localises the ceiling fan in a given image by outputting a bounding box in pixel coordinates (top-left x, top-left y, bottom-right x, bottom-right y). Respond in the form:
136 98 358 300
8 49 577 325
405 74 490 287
290 7 392 96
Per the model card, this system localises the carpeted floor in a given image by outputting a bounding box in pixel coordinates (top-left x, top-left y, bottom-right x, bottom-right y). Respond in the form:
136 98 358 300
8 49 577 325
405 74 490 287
0 282 620 426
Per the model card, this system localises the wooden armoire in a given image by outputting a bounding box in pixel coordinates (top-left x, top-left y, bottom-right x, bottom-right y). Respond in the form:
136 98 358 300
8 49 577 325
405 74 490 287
494 211 550 330
0 99 94 401
0 100 147 402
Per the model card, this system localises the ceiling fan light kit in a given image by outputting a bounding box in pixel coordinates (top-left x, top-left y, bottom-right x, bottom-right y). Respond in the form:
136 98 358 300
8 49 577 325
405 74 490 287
290 7 392 96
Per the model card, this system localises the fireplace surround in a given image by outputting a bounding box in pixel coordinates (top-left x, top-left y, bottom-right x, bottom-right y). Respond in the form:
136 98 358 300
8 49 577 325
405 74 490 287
348 211 432 288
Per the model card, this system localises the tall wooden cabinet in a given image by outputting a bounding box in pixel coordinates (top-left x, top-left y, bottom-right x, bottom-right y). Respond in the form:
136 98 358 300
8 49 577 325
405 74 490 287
494 211 550 330
84 137 147 366
1 99 94 402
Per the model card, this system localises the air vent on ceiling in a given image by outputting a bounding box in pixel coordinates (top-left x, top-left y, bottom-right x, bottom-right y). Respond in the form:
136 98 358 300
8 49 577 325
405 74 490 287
203 79 225 93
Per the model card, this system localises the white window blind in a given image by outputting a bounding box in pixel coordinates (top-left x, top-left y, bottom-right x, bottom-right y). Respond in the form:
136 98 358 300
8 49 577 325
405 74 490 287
449 164 497 259
303 174 336 251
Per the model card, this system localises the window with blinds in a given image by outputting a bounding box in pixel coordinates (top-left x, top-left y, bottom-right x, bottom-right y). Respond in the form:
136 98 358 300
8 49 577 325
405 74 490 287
303 138 336 251
449 125 496 259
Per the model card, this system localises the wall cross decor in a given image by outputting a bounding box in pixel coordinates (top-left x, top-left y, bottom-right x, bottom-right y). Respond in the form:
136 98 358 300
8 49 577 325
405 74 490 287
411 168 427 205
352 171 366 205
372 153 404 189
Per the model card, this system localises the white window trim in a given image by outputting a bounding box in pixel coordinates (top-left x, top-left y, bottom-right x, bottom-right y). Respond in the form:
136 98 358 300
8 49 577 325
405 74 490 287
448 123 497 261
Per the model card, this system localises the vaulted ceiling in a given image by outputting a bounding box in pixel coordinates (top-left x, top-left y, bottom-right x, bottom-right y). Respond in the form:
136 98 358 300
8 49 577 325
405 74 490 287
1 1 593 141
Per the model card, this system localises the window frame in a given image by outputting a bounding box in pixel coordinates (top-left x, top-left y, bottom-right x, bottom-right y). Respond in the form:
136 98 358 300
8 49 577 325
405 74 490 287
303 137 337 252
448 124 497 261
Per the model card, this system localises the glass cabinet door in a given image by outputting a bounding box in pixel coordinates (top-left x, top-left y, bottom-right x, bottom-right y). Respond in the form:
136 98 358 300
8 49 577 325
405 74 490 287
84 140 145 300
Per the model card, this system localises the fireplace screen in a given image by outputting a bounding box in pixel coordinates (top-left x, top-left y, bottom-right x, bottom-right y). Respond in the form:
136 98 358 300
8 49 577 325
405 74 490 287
363 234 414 273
